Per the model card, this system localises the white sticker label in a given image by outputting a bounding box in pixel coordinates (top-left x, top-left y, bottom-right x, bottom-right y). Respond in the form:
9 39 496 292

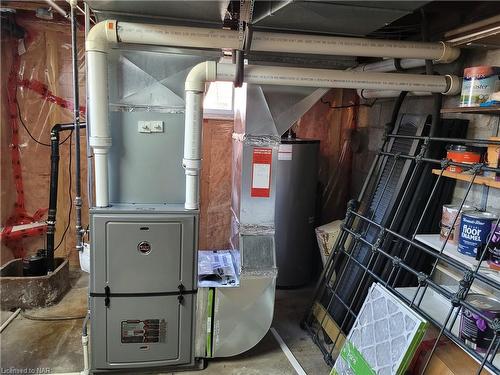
252 164 271 189
278 144 293 160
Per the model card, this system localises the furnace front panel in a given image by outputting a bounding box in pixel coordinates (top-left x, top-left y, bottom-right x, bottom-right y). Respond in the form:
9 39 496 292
89 206 198 370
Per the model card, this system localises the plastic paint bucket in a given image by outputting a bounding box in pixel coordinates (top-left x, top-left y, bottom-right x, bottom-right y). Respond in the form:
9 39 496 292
458 211 498 257
460 66 500 107
460 294 500 353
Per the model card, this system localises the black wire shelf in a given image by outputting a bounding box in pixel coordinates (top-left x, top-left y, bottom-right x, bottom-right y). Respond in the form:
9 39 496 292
303 116 500 375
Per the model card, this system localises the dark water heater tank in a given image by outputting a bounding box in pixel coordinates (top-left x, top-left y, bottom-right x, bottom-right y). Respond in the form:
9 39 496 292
275 138 319 287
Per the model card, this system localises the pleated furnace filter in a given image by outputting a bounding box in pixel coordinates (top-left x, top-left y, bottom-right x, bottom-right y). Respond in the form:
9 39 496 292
332 283 428 375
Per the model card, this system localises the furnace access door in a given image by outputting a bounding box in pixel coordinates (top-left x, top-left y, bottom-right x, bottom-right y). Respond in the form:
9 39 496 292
89 205 198 370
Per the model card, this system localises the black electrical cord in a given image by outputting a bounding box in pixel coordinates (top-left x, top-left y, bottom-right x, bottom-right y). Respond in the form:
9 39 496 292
15 95 72 146
320 98 377 110
54 131 73 251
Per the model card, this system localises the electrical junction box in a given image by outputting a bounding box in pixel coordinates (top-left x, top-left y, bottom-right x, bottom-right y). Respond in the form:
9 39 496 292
138 120 164 133
89 204 198 370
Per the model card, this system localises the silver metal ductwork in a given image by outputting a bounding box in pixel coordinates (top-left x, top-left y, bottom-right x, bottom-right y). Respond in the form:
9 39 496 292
211 84 327 357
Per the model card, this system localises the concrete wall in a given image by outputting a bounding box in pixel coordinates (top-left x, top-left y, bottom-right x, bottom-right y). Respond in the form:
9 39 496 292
353 48 500 212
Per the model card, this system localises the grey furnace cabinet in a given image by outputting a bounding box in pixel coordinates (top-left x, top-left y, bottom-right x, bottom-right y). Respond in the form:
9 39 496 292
89 205 198 371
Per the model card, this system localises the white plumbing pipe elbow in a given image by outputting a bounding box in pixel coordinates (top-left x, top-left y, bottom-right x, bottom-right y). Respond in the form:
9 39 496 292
85 20 117 53
185 61 217 92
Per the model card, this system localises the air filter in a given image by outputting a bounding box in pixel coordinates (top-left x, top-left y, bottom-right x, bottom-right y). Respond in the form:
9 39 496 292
332 283 428 375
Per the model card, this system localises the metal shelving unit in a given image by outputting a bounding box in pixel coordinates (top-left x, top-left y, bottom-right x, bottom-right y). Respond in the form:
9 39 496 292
431 169 500 189
441 107 500 115
303 126 500 374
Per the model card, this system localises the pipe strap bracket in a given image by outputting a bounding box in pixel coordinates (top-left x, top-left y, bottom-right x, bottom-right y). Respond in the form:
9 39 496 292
89 136 112 150
183 158 201 171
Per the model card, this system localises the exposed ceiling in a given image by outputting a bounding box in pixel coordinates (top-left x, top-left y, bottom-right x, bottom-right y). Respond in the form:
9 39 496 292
86 0 428 37
251 1 428 36
86 0 230 27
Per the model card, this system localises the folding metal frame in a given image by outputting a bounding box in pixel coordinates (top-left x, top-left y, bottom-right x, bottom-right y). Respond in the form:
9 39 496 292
303 123 500 374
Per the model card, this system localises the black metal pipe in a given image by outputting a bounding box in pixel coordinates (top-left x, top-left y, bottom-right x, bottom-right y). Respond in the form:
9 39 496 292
378 150 500 173
234 49 244 88
388 91 408 133
386 133 500 145
70 4 83 253
46 123 86 272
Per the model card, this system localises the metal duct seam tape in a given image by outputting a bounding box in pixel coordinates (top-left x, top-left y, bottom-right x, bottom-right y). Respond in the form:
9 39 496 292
231 133 281 147
241 269 279 278
108 104 185 113
238 223 276 236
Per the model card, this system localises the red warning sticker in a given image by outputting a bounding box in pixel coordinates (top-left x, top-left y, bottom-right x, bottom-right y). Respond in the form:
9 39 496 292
251 147 272 198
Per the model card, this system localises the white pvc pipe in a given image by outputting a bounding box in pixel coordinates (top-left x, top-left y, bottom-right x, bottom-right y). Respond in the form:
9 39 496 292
87 50 111 207
183 91 204 210
181 62 460 209
0 308 21 333
116 21 460 63
354 59 428 72
216 64 460 94
82 335 89 374
86 20 462 210
93 153 108 208
358 89 431 99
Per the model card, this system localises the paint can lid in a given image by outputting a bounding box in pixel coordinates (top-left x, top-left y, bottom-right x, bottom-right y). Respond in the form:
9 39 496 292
443 204 477 211
467 294 500 312
462 210 499 220
446 144 483 153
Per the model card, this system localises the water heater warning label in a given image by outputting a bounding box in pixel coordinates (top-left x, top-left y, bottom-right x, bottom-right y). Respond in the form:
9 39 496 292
251 147 272 198
121 319 166 343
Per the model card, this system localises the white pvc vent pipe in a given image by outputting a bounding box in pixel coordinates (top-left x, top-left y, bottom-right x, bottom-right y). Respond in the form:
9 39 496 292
181 62 460 209
115 21 460 63
86 20 461 208
354 59 429 72
358 89 431 99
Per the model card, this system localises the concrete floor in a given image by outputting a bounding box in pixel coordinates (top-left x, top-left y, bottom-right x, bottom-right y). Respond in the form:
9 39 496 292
0 270 330 375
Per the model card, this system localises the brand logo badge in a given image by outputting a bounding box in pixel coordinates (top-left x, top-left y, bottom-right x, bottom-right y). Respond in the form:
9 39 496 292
137 241 151 255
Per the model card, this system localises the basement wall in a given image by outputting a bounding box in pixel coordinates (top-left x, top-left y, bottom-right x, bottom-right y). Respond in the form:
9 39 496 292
1 18 87 266
353 48 500 211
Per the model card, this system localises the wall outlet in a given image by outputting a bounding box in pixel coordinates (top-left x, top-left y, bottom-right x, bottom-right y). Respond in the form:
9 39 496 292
138 121 164 133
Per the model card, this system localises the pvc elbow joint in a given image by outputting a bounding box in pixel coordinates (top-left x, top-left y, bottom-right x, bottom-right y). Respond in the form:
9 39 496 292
185 61 217 92
442 75 462 95
89 136 112 153
85 20 118 53
435 42 461 63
